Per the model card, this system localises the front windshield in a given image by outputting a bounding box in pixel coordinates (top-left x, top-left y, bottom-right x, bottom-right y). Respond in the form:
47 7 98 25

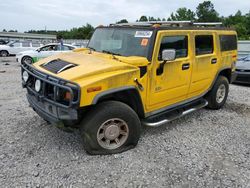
88 28 153 57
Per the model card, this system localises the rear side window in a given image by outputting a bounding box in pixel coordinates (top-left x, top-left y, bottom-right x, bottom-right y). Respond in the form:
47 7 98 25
195 35 214 55
158 36 188 60
32 43 41 47
22 42 30 47
220 35 237 51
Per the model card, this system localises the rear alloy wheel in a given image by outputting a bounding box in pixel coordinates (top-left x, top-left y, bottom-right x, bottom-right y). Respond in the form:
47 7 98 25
216 84 226 104
206 76 229 110
22 56 33 64
0 50 9 57
80 101 141 155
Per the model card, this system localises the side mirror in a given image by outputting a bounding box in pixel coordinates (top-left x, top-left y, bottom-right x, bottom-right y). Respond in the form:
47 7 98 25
37 49 41 52
9 44 14 47
162 49 176 62
157 49 176 76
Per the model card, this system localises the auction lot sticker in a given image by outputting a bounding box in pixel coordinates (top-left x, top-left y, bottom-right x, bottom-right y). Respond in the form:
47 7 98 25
135 31 153 38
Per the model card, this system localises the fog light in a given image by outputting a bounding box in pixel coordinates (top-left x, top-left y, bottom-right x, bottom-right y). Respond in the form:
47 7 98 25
35 79 42 92
22 71 29 82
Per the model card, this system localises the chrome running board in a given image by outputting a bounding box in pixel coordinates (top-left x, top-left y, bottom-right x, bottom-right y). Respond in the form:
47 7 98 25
143 99 208 127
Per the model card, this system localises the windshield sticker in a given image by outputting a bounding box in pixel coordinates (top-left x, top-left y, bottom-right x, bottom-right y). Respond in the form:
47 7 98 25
141 39 149 46
135 31 153 38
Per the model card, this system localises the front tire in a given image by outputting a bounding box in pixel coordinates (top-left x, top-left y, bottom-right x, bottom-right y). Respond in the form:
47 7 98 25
206 76 229 110
22 56 33 64
80 101 141 155
0 50 9 57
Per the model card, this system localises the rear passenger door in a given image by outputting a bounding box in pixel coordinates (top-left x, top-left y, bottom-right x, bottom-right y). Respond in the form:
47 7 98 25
188 33 218 98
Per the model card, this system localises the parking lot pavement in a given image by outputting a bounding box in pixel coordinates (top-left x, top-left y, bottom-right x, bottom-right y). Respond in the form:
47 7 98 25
0 57 250 187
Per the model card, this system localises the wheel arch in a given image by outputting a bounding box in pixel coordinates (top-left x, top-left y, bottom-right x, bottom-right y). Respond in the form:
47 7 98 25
218 68 232 83
92 86 145 118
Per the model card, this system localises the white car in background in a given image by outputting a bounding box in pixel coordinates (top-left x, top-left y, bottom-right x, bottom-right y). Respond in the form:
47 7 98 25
0 41 42 57
16 43 76 64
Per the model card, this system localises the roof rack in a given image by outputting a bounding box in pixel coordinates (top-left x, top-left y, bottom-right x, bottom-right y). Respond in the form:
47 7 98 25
111 21 223 28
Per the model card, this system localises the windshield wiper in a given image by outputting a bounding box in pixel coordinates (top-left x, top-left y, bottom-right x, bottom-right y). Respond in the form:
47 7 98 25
102 50 121 56
102 50 122 61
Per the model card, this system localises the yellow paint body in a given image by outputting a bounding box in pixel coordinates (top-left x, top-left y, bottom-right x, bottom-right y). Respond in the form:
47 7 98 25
33 29 237 116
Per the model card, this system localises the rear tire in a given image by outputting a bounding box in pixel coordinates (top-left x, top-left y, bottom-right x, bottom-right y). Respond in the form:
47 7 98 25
0 50 9 57
79 101 141 155
206 76 229 110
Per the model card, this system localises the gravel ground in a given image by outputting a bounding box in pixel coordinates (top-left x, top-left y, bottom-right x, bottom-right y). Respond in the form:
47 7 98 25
0 57 250 188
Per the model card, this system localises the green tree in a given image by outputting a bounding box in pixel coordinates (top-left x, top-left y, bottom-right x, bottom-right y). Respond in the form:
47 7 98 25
169 8 196 21
139 16 148 22
148 16 156 21
245 11 250 37
116 19 128 24
196 1 221 22
222 11 248 39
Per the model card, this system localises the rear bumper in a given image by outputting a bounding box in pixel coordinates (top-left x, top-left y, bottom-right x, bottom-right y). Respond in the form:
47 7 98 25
233 71 250 84
27 93 78 124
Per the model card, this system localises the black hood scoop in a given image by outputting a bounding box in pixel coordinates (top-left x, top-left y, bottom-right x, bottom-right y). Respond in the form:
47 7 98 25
41 59 77 74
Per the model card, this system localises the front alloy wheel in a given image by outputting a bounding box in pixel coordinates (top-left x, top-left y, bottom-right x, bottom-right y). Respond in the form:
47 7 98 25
22 56 33 64
97 118 129 150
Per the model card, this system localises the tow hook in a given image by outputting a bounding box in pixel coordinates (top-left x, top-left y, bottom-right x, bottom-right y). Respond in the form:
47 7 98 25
134 78 144 91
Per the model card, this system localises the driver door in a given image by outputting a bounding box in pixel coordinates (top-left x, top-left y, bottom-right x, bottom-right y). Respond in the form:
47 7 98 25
147 31 192 112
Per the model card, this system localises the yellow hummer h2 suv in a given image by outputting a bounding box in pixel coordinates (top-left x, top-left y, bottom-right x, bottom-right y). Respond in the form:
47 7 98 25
21 21 237 155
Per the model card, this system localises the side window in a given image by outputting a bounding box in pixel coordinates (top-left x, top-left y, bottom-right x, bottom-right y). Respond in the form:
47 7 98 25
158 36 188 60
12 42 21 47
195 35 214 56
62 45 74 51
22 42 30 47
220 35 237 52
40 45 56 51
32 43 41 47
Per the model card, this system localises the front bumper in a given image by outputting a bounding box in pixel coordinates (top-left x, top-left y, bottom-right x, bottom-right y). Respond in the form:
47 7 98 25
21 61 81 124
16 55 22 63
234 71 250 84
27 93 78 124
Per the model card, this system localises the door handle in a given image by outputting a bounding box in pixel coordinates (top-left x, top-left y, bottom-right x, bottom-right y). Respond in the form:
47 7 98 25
182 63 190 70
211 58 217 64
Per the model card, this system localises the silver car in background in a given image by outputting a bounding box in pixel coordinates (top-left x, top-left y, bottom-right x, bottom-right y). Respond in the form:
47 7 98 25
234 55 250 84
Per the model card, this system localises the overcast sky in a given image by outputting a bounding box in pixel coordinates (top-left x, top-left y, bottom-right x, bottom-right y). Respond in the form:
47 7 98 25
0 0 249 32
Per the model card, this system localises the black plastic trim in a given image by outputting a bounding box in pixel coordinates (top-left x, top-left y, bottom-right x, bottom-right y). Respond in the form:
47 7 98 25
21 61 81 109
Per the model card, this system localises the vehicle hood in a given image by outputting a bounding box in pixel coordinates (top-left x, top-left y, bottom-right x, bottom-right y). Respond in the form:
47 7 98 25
0 45 9 49
236 60 250 70
33 52 142 82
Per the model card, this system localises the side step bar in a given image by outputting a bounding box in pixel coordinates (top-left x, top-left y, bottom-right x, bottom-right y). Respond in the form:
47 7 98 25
142 99 208 127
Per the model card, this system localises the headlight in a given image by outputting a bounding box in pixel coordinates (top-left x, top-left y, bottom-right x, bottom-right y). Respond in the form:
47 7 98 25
22 71 29 82
35 79 42 92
